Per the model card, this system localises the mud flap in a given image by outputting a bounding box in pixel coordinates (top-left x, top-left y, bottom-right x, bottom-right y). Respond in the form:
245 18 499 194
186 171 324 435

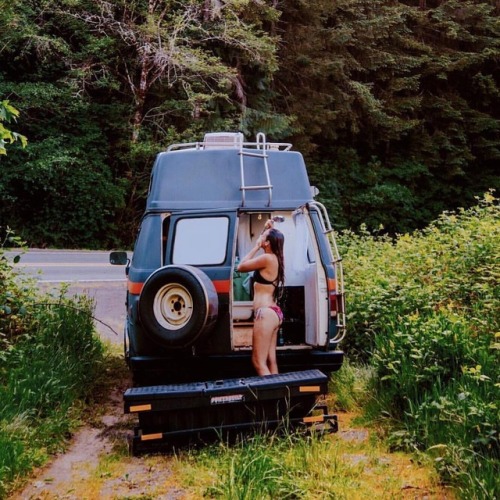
124 369 337 455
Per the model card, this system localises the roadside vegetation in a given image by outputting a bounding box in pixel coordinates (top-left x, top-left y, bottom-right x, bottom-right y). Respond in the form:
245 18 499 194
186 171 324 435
0 231 105 498
1 194 497 498
339 192 499 497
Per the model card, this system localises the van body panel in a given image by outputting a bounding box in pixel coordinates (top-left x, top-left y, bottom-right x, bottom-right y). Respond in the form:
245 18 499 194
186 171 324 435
147 150 312 211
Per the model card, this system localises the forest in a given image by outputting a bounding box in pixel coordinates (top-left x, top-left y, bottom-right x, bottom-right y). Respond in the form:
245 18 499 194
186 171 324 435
0 0 499 248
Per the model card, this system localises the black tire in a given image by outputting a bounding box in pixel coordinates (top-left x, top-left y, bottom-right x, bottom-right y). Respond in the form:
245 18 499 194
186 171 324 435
139 265 218 349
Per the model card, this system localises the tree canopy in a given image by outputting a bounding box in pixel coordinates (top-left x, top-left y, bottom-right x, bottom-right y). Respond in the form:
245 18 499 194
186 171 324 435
0 0 498 247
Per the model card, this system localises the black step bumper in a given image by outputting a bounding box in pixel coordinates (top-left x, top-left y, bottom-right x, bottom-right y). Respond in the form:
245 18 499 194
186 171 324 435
124 369 336 454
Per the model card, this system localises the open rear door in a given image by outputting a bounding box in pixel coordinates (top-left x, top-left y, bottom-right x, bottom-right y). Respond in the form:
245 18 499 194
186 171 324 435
308 202 346 348
287 206 329 347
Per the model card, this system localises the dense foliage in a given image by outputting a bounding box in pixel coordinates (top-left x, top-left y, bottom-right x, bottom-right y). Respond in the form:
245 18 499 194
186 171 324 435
0 0 498 248
279 0 500 232
0 240 104 497
338 192 499 496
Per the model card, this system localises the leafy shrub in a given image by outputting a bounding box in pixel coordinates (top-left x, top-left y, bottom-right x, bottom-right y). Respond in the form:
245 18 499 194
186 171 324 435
373 311 498 451
0 229 37 346
338 192 499 496
339 191 499 361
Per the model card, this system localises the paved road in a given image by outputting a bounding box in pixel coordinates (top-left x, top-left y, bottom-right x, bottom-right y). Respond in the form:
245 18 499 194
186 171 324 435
5 249 129 282
5 249 130 345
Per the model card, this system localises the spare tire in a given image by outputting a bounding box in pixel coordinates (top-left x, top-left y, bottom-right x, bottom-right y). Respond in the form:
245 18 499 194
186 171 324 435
139 265 218 349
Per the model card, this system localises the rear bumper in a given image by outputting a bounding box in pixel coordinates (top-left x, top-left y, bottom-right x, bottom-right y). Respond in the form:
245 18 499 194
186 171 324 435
128 349 344 383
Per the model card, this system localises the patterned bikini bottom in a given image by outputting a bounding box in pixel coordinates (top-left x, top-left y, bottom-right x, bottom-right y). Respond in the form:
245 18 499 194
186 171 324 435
254 305 284 324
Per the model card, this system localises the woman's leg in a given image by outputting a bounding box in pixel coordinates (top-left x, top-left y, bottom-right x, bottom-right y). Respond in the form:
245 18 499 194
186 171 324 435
266 325 279 374
252 309 279 376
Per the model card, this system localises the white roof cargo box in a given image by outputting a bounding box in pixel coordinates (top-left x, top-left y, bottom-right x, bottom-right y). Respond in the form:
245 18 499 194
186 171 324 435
203 132 244 149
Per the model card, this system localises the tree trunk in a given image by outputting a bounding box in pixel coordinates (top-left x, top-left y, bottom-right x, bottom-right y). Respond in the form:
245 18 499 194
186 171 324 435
131 62 150 143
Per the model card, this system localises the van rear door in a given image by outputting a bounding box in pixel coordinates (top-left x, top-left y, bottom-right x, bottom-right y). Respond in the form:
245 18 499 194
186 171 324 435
162 210 238 352
288 207 330 347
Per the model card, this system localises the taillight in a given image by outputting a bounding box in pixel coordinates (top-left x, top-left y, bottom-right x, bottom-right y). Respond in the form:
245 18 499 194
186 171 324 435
328 278 338 317
329 291 338 317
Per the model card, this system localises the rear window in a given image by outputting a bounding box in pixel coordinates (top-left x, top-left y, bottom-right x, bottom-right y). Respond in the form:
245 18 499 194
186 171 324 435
172 217 229 265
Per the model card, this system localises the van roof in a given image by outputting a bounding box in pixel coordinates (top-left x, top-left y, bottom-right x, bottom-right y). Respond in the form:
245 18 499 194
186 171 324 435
146 148 314 211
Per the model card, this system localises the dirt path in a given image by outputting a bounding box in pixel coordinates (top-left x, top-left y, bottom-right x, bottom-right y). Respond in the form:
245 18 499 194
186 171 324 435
9 363 189 500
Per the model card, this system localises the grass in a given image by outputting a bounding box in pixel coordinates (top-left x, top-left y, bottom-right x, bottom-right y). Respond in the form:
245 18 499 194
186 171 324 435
162 418 449 499
74 410 449 499
0 289 105 497
328 359 374 413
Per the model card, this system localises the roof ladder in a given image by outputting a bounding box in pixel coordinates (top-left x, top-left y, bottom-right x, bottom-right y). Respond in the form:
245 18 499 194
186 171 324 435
239 132 273 207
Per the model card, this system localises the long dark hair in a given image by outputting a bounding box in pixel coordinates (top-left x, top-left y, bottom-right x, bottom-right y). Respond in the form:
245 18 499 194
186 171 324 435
267 228 285 302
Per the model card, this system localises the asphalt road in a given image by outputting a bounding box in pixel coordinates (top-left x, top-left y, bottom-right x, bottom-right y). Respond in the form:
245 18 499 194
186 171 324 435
5 249 129 282
5 249 130 346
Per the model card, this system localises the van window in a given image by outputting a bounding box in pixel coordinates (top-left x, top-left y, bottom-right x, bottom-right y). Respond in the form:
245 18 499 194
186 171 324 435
173 217 229 265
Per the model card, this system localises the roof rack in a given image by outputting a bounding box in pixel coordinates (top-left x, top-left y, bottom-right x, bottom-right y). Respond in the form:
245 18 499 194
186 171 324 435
166 132 292 152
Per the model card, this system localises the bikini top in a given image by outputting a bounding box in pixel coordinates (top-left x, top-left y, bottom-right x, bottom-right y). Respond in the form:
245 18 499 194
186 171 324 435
253 268 277 286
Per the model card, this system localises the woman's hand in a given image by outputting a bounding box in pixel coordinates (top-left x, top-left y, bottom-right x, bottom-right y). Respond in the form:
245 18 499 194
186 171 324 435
264 219 274 231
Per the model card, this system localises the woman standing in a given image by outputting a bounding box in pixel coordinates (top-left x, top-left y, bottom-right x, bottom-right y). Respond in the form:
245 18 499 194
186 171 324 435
237 220 285 376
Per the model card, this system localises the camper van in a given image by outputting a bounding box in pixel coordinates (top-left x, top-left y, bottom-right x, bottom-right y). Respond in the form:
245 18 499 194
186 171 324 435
111 132 346 452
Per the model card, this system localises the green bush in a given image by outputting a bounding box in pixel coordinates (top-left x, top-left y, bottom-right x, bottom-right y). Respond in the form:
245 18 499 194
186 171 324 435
338 192 499 496
339 191 499 361
0 236 105 497
0 229 37 346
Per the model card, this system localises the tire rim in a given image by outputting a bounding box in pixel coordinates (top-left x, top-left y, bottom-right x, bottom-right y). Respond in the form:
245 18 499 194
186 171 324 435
153 283 193 330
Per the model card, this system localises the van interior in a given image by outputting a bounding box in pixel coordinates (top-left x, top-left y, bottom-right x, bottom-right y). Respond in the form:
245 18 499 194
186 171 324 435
232 211 329 350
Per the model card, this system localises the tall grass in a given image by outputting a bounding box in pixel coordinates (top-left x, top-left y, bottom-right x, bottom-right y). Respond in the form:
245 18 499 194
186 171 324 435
338 192 499 497
189 429 396 499
0 239 105 497
328 359 374 413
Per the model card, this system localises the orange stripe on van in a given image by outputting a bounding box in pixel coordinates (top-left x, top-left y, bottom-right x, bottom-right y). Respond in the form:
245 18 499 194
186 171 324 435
141 432 163 441
303 415 325 424
213 280 230 293
128 279 229 295
328 278 337 291
128 280 144 295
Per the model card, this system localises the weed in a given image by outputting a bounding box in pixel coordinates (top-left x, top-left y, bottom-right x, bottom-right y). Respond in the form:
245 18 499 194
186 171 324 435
328 359 374 412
